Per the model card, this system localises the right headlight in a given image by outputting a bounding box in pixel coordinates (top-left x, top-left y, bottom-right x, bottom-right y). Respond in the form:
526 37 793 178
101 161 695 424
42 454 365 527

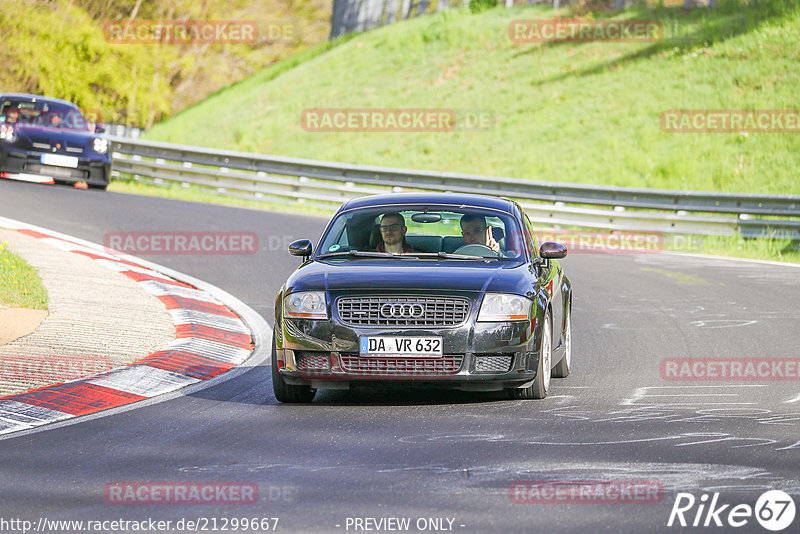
283 291 328 320
477 293 532 322
92 137 108 154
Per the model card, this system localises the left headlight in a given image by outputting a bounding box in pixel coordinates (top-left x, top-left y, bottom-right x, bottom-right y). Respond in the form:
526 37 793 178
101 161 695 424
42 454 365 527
0 125 17 143
284 291 328 320
92 137 108 154
477 293 532 322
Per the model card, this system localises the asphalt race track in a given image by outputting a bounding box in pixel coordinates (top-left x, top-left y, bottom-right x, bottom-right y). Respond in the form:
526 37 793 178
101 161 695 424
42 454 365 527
1 179 799 533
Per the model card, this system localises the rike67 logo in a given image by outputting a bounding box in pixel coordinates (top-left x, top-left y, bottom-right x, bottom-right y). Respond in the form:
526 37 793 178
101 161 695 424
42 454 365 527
668 490 796 531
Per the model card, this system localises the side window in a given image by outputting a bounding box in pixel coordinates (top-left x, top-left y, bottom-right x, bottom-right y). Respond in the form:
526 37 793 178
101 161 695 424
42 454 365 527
522 212 539 258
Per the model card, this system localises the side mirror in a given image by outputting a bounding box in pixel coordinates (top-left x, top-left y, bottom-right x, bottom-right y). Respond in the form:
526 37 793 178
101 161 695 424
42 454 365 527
94 124 105 134
540 242 567 260
289 239 313 259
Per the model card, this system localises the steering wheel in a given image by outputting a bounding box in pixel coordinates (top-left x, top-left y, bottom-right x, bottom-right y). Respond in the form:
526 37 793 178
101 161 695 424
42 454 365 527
453 243 500 257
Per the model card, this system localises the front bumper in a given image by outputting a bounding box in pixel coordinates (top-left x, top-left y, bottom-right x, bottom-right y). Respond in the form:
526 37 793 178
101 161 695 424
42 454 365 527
276 312 542 392
0 145 110 187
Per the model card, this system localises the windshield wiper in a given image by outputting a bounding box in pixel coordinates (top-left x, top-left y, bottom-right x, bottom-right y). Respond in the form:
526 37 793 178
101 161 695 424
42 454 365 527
399 252 499 261
317 250 402 259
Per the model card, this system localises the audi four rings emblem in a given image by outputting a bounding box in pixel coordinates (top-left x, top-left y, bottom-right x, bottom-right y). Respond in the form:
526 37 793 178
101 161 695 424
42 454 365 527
380 302 426 319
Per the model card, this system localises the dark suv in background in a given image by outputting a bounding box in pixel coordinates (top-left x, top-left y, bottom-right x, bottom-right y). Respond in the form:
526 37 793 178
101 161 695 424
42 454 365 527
0 93 110 190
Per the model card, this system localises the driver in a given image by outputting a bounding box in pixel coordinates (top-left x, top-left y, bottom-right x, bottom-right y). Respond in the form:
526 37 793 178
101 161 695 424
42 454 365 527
377 212 414 254
460 214 501 254
2 106 19 124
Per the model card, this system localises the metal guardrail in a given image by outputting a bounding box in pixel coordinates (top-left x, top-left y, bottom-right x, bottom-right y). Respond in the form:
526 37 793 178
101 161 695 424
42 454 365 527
102 123 144 139
108 136 800 240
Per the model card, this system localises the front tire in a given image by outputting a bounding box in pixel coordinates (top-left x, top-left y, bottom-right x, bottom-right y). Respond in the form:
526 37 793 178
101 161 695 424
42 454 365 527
552 307 571 378
508 311 552 400
272 335 316 403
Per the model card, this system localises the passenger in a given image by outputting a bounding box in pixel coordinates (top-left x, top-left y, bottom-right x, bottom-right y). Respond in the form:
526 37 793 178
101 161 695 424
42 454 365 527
460 214 501 253
376 212 414 254
47 112 62 127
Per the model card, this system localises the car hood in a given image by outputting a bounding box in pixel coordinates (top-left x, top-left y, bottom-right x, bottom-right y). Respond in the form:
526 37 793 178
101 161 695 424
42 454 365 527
284 258 535 296
12 124 94 149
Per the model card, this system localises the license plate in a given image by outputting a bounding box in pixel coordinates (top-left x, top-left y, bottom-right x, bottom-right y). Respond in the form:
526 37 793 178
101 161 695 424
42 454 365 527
360 336 442 357
41 153 79 168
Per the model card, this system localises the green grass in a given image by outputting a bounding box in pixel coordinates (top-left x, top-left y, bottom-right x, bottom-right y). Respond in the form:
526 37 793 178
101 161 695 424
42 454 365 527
144 0 800 195
0 238 49 310
664 232 800 263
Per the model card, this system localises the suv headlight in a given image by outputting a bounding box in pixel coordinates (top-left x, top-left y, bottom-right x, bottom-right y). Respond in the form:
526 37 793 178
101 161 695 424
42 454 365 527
0 125 17 143
284 291 328 319
92 137 108 154
477 293 532 322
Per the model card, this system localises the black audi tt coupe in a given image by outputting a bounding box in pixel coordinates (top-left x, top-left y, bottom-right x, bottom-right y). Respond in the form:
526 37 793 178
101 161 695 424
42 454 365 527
0 93 110 189
273 192 572 403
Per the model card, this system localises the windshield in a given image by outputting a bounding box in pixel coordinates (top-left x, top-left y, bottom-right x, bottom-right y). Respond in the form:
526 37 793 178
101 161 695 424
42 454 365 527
316 205 526 260
0 99 91 132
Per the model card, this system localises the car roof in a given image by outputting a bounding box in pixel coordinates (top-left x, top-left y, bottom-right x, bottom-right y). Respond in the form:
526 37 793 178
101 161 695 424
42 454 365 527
0 93 80 109
342 193 515 213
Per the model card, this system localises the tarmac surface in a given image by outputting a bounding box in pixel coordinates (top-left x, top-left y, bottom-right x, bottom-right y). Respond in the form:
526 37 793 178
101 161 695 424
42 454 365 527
0 179 798 533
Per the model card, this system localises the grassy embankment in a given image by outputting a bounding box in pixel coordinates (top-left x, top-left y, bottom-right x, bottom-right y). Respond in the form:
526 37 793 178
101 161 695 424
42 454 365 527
115 0 800 261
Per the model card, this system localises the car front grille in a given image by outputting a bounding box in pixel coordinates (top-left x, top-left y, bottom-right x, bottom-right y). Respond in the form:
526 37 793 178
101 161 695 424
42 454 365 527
295 352 330 371
23 163 88 180
340 355 463 375
474 355 513 373
337 296 470 327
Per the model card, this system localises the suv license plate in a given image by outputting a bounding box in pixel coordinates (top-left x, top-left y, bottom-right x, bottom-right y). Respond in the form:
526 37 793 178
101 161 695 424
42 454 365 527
41 153 79 168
